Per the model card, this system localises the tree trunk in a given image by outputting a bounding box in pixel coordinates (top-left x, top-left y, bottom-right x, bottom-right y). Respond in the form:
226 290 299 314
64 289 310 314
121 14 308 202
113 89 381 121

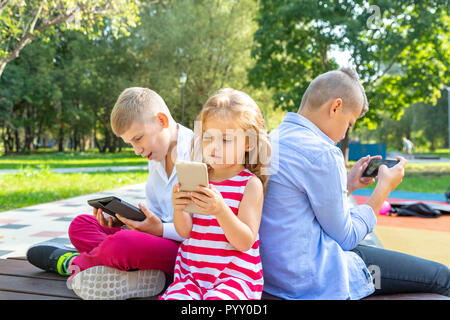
14 128 20 153
0 60 7 78
339 130 350 166
58 124 64 152
1 125 13 155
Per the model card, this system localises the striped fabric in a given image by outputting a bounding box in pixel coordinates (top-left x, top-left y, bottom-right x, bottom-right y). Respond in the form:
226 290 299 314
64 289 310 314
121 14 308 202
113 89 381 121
160 169 263 300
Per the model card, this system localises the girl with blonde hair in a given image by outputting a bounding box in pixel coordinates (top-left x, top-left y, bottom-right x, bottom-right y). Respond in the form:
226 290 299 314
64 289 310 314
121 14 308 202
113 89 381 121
160 88 271 300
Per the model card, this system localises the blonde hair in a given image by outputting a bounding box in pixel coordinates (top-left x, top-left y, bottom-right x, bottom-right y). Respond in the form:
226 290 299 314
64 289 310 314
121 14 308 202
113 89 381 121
298 66 369 117
110 87 171 136
193 88 271 193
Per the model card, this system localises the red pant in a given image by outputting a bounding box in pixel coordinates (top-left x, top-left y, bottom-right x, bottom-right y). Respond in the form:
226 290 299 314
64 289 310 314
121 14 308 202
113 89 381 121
68 215 180 278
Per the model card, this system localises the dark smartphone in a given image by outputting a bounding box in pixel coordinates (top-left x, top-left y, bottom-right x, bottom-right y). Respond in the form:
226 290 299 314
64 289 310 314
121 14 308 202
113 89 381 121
88 196 146 221
362 159 399 178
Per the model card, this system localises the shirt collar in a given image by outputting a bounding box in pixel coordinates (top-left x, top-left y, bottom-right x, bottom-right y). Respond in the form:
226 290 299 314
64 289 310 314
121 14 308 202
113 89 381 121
153 123 194 181
283 112 336 146
176 123 193 159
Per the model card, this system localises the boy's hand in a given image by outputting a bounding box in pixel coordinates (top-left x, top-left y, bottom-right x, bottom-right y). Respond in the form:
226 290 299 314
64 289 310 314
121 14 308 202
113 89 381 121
377 156 407 192
93 207 124 228
365 156 406 214
115 203 163 237
347 155 381 195
190 185 229 217
172 183 193 213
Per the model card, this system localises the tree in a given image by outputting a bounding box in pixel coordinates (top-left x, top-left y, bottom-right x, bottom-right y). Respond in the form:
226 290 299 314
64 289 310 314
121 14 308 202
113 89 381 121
0 0 140 77
132 0 266 127
0 35 57 153
249 0 450 162
356 87 450 152
0 0 276 154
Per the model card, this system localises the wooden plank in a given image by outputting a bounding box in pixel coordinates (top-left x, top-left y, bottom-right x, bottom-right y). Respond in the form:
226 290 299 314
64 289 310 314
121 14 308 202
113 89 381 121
6 256 27 261
0 257 79 299
363 293 450 300
0 274 80 299
0 290 77 300
0 258 65 281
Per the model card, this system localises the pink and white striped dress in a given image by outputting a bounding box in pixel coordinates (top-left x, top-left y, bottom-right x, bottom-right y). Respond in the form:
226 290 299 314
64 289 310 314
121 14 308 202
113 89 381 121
160 169 263 300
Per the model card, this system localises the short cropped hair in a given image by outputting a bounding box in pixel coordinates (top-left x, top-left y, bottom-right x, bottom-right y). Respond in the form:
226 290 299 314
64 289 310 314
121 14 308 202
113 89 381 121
110 87 171 136
298 66 369 117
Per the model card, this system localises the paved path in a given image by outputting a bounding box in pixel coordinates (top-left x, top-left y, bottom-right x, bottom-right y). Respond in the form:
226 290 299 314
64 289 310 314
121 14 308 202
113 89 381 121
0 183 147 258
386 151 450 163
0 184 382 259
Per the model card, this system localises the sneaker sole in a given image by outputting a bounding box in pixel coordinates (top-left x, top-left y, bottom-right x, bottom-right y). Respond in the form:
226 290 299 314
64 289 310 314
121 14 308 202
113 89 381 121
70 266 165 300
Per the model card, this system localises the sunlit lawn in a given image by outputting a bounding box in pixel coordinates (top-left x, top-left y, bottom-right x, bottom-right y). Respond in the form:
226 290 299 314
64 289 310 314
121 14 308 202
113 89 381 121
1 168 148 211
351 162 450 194
1 151 449 212
0 149 147 169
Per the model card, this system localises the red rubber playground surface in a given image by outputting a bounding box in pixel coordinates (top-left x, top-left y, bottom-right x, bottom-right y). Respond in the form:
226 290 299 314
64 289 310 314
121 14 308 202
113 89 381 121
352 189 450 266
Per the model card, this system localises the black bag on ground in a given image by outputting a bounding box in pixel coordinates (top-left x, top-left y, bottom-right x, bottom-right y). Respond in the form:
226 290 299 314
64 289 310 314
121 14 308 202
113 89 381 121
389 202 442 218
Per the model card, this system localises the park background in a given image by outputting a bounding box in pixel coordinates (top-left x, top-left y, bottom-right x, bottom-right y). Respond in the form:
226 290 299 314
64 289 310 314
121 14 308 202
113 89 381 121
0 1 449 266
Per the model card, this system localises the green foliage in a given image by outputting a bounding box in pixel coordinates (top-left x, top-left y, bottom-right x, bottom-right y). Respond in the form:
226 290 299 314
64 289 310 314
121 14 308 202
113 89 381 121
355 88 450 150
131 0 266 127
249 0 450 128
1 0 275 154
0 0 140 76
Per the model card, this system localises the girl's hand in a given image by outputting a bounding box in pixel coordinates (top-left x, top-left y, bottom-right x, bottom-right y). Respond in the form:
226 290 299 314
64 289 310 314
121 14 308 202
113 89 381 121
172 183 194 239
190 184 229 217
172 183 193 213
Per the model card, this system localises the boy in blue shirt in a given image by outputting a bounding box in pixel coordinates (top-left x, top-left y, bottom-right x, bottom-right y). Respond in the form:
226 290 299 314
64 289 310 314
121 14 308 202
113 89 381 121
260 67 449 299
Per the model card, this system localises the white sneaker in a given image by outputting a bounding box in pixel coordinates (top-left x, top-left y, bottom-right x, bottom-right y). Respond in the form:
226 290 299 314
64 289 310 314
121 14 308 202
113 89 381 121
69 265 165 300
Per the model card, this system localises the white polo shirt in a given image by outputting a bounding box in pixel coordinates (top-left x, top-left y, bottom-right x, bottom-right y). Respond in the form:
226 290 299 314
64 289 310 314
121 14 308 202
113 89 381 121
144 123 194 242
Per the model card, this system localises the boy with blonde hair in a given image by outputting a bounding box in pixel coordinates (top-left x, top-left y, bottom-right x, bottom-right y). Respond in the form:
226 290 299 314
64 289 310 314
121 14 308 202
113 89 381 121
260 67 449 299
27 87 194 300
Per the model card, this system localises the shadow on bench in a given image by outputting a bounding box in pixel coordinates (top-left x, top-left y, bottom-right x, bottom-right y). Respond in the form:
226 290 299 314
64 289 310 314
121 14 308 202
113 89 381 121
1 257 447 300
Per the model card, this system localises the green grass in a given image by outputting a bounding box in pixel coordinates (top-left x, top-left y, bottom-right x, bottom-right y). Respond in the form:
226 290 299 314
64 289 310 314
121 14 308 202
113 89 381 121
2 152 449 212
412 148 450 158
0 168 148 211
0 149 148 169
362 163 450 194
365 172 450 194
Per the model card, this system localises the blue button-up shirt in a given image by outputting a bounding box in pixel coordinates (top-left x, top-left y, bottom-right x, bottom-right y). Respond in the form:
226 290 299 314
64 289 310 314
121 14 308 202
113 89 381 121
260 112 376 300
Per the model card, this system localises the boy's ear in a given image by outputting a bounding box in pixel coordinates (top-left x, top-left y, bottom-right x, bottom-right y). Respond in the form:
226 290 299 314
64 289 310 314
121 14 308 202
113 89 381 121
329 98 343 118
155 112 169 128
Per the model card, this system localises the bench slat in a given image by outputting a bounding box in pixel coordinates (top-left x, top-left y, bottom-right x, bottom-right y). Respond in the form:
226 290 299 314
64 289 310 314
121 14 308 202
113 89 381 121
0 258 65 281
0 274 80 299
0 290 77 300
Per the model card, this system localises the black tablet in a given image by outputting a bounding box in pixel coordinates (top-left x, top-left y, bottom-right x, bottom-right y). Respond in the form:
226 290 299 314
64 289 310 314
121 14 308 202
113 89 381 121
87 196 146 221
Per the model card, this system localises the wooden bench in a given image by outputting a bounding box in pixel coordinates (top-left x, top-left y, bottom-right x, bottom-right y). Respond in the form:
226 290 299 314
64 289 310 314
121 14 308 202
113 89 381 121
0 257 448 300
0 257 79 300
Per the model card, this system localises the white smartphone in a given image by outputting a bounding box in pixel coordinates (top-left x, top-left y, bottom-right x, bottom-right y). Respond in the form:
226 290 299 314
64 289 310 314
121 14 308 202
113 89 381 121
175 161 209 214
